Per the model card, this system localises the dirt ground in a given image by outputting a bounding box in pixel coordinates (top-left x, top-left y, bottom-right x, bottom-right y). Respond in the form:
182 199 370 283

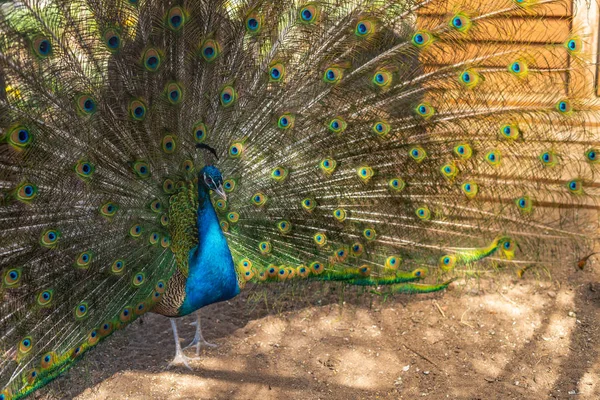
35 264 599 400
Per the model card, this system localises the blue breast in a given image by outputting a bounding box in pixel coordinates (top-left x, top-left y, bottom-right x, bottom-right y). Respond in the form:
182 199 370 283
179 188 240 316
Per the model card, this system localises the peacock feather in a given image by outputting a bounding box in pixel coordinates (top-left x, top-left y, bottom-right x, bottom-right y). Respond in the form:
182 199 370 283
1 0 599 398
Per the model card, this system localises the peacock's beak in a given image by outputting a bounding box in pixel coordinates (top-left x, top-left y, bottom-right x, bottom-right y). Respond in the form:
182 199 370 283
213 185 227 201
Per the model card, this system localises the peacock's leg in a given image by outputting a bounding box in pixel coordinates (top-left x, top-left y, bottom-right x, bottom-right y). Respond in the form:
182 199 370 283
167 318 196 370
184 310 217 356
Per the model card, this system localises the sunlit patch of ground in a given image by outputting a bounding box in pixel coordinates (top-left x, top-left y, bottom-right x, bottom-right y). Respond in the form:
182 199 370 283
38 269 599 400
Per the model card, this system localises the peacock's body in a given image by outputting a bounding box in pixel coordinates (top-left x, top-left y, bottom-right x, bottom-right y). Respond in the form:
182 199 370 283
0 0 599 398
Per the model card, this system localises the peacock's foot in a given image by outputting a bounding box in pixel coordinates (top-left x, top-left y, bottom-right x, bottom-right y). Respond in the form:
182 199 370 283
167 353 198 370
184 338 218 356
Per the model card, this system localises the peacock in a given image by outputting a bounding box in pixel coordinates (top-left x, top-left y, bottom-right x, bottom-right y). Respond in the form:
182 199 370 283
1 0 599 398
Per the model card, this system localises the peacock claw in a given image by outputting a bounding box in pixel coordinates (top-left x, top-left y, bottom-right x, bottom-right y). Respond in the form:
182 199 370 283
185 312 217 355
184 338 217 356
167 353 197 370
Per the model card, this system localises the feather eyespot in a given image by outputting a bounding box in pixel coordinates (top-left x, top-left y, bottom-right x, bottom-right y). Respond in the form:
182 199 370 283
19 337 33 355
166 6 186 31
251 192 267 207
165 82 183 105
389 178 405 192
585 148 600 164
132 273 145 287
299 5 318 23
26 368 39 384
192 122 208 143
76 251 93 268
302 198 316 211
182 159 194 173
129 100 147 120
439 255 456 271
415 102 434 118
161 135 176 153
373 121 390 136
319 158 337 174
454 143 473 160
357 166 374 183
161 215 169 227
355 20 374 37
41 229 60 247
567 179 583 195
228 142 243 158
313 232 327 246
277 220 291 233
372 69 392 88
259 241 272 255
485 149 501 166
450 14 471 32
411 31 433 48
278 113 295 129
163 179 175 194
333 208 346 222
150 199 162 213
143 48 161 71
120 307 133 323
200 39 220 62
37 289 54 307
8 125 32 150
77 94 97 115
129 224 143 238
556 100 572 114
500 124 519 140
509 60 528 78
149 232 160 245
310 261 324 275
271 167 288 182
540 151 557 167
75 160 95 179
220 86 237 107
227 212 239 223
100 202 118 217
3 268 22 287
323 67 343 84
32 36 52 58
16 182 38 202
440 162 458 181
269 63 285 82
75 302 89 320
461 181 478 199
103 29 121 52
245 11 262 33
565 37 581 54
416 206 431 220
351 242 364 257
223 178 236 192
328 117 347 133
134 301 147 315
363 228 376 240
459 69 481 88
133 161 150 178
40 352 56 370
515 195 533 214
111 259 125 274
409 146 427 162
385 256 401 269
88 329 99 345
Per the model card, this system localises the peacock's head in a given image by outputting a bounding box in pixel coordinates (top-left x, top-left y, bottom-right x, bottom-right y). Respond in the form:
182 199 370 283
201 165 226 200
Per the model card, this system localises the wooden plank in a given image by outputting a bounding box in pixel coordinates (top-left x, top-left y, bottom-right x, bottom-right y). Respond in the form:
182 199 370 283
418 0 572 17
417 16 570 44
421 42 569 69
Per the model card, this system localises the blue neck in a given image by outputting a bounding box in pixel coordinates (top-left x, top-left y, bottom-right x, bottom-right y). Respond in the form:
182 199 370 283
179 183 240 316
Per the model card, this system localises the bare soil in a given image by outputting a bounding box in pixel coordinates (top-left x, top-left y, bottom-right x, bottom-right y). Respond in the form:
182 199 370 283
36 265 599 400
